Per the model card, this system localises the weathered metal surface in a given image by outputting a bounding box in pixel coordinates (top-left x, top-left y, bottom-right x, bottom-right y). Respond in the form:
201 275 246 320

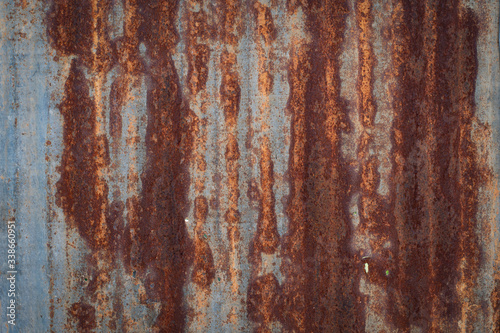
0 0 499 332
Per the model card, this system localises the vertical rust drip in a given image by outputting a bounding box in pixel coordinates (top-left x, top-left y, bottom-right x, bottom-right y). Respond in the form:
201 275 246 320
389 3 415 329
56 60 109 332
356 0 376 127
280 38 309 332
48 1 114 252
455 9 483 331
185 0 215 297
355 0 397 330
282 1 361 331
252 138 279 255
248 138 281 331
186 0 211 96
47 0 116 330
247 273 281 333
132 1 196 331
108 2 145 330
390 0 483 330
218 0 243 327
119 0 144 283
192 196 215 288
247 2 281 331
494 276 500 333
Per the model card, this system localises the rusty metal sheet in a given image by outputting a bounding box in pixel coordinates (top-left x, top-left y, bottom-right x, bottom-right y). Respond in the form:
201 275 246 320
0 0 499 332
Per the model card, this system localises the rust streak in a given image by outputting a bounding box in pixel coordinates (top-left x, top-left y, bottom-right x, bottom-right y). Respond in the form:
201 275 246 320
192 196 215 288
247 2 281 331
132 1 196 331
185 1 215 298
356 0 376 128
218 0 243 327
282 1 360 331
389 1 484 331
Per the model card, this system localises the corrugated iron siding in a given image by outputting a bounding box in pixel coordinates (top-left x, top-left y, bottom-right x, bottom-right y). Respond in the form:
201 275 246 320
0 0 499 332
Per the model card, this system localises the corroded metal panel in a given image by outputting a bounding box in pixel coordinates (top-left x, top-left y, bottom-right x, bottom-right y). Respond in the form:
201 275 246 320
0 0 499 332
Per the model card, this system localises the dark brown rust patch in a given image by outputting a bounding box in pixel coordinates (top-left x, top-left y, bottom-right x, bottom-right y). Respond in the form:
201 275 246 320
359 157 395 285
68 301 97 333
47 0 118 329
55 59 111 251
183 1 215 300
253 1 277 45
354 0 398 329
220 50 241 128
389 1 483 331
280 37 309 333
192 196 215 289
46 1 92 58
247 273 282 332
281 1 360 332
494 277 500 333
252 137 279 255
109 76 126 142
186 7 211 95
116 0 143 75
135 55 194 333
218 0 243 286
124 1 197 332
47 0 115 71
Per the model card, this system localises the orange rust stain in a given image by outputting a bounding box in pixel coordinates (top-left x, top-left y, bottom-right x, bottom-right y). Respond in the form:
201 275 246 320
117 0 143 74
258 70 274 97
253 1 277 45
358 155 396 312
355 0 376 127
253 137 279 255
280 40 309 332
217 2 244 328
248 137 281 332
184 4 215 310
247 3 283 330
186 5 211 96
281 1 360 332
109 76 126 143
192 196 215 289
220 50 241 129
354 1 398 330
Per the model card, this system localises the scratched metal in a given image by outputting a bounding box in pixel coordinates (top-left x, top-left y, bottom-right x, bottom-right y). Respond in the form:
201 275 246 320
0 0 499 332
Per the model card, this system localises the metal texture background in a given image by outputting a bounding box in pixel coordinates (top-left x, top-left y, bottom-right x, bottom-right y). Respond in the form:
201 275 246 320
0 0 499 332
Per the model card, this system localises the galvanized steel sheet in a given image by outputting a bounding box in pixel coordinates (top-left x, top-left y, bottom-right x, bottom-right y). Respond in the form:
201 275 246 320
0 0 499 332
